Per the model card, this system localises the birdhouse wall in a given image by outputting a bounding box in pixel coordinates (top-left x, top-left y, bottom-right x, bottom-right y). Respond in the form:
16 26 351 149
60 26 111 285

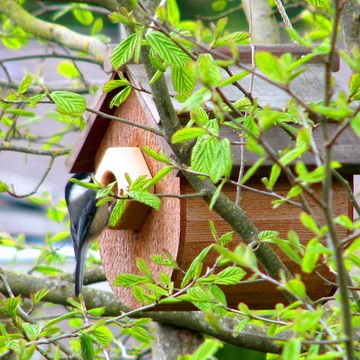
175 178 349 308
95 91 182 309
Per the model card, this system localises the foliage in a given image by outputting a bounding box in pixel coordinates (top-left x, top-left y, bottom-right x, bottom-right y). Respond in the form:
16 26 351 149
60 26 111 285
0 0 360 359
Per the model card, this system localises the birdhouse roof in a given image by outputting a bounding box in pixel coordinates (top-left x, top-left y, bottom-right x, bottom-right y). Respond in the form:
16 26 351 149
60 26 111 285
67 45 360 175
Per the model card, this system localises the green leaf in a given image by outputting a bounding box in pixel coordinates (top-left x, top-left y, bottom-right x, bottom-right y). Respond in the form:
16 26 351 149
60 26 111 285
191 135 219 175
171 63 195 100
22 323 42 341
181 245 213 287
142 146 170 164
219 71 250 88
143 166 174 190
241 157 266 184
167 0 180 26
210 138 232 183
136 258 153 278
214 244 257 271
271 238 302 264
300 212 320 235
80 333 95 360
282 338 301 360
211 31 250 48
50 91 86 114
255 52 290 84
172 127 207 143
109 200 125 227
145 30 190 67
91 17 103 35
284 277 307 299
31 289 50 305
209 179 225 210
72 7 94 25
214 266 246 285
90 326 113 348
18 75 32 94
109 86 132 108
301 238 321 273
196 53 222 87
305 0 329 7
113 273 150 287
111 33 137 69
190 107 209 126
190 339 222 360
57 61 80 79
87 307 106 317
127 190 161 210
103 79 130 93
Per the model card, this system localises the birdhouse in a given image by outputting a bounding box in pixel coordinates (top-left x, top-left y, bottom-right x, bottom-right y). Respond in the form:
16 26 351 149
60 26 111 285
67 45 359 310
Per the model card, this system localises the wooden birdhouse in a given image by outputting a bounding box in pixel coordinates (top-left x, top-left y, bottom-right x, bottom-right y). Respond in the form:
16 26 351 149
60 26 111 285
67 45 359 310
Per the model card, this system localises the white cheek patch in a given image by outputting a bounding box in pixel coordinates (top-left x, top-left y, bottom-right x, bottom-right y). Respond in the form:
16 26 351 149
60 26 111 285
69 184 88 203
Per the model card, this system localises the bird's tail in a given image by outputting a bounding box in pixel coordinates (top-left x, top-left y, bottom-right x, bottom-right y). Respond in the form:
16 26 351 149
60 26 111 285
75 243 89 297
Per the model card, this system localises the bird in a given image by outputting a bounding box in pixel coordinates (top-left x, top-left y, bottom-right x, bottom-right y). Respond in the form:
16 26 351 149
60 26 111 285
65 172 110 296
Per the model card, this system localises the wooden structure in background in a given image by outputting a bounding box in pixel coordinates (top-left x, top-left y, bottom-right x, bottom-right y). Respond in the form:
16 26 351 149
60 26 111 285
67 45 359 309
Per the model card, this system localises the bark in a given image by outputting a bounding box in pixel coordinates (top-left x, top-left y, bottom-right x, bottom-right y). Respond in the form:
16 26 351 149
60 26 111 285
0 0 107 61
341 0 360 52
0 269 283 353
242 0 280 44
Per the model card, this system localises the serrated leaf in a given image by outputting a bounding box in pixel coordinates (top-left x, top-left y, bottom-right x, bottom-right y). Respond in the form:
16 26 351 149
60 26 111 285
127 190 161 210
171 63 195 101
81 333 95 360
50 91 86 114
31 289 50 305
210 138 232 182
18 75 32 94
172 127 207 143
109 200 125 227
111 33 137 69
145 30 190 67
215 266 246 285
196 53 222 87
103 79 130 93
72 7 94 25
90 326 113 348
109 86 132 108
191 135 219 175
113 273 150 287
212 31 250 48
136 258 153 278
181 245 213 287
255 52 289 84
22 323 42 341
306 0 329 7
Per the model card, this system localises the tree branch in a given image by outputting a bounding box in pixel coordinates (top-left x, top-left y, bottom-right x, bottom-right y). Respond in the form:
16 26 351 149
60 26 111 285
0 269 283 354
0 0 107 61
